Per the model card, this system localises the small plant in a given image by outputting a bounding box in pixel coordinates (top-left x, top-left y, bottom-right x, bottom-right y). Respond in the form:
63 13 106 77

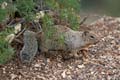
0 28 14 64
60 9 80 30
0 8 7 22
44 0 80 30
15 0 35 21
0 0 36 22
42 14 55 39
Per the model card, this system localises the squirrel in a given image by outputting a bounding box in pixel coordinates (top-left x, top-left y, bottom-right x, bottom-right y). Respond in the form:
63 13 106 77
20 30 38 64
39 25 98 60
20 25 98 63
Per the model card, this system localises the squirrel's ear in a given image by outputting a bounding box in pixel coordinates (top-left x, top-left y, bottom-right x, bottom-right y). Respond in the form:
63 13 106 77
83 31 89 36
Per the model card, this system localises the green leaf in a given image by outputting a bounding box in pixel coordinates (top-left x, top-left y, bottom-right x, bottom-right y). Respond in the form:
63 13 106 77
0 8 7 22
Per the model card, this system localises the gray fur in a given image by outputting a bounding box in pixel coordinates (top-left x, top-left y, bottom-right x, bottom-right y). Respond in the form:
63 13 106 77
40 25 98 57
20 30 38 64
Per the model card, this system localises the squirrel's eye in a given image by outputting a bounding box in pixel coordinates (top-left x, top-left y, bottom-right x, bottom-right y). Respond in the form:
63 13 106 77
90 36 94 39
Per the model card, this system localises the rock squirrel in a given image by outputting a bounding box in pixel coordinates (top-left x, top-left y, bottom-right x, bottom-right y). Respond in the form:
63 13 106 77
20 25 98 63
20 30 38 64
40 25 98 59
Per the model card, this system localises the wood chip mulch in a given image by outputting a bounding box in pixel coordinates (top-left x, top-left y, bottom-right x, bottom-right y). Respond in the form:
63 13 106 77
0 16 120 80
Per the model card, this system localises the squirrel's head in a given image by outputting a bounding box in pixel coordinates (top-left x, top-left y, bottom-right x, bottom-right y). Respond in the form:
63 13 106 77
82 31 99 47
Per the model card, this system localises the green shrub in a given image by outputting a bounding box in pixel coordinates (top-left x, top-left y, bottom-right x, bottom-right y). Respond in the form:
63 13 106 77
0 8 7 22
44 0 80 30
0 28 15 64
0 0 36 22
15 0 35 21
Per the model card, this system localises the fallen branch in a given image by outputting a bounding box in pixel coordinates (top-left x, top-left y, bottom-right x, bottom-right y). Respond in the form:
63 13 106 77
79 15 89 25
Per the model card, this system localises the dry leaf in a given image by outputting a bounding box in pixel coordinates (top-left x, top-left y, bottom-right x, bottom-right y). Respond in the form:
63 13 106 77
61 70 66 78
10 74 17 80
5 34 15 43
14 24 22 34
1 2 7 9
34 11 45 22
77 64 85 69
34 63 40 67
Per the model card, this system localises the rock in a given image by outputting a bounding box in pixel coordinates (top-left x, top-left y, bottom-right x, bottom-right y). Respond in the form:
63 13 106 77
20 30 38 64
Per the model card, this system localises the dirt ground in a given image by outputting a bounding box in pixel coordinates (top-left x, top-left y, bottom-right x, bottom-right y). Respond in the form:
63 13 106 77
0 16 120 80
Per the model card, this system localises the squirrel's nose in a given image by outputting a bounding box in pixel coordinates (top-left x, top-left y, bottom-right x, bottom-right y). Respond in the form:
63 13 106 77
95 39 99 43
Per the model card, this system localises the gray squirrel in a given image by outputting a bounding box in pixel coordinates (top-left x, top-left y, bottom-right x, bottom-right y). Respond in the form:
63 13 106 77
20 25 98 63
40 25 98 59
